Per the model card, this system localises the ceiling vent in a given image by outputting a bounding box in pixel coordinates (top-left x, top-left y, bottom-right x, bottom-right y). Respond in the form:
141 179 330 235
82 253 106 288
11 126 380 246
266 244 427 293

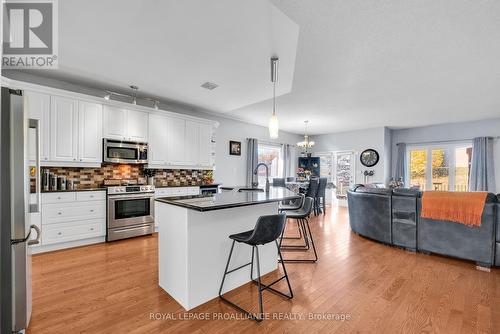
201 82 218 90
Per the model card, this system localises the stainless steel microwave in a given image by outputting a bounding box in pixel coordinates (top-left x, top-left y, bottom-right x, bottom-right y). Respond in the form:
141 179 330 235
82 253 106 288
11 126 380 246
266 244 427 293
103 139 148 164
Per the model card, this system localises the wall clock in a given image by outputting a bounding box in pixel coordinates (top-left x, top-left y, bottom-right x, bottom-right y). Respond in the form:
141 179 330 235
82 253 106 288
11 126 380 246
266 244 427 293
360 149 379 167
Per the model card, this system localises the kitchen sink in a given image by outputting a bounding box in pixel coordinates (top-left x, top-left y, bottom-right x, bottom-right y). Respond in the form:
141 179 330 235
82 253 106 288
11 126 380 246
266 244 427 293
237 188 264 192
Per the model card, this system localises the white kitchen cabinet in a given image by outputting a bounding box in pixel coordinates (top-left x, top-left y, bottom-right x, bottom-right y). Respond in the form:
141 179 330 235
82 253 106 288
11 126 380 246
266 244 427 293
166 116 186 165
40 191 106 247
103 105 127 141
184 120 199 166
148 114 169 166
25 91 50 162
49 96 79 162
154 186 200 228
103 106 148 142
127 109 149 142
151 116 215 169
198 123 213 167
78 101 102 163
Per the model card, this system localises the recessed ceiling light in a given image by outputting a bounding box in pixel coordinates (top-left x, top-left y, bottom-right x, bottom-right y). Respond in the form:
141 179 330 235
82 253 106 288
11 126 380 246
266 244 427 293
201 82 218 90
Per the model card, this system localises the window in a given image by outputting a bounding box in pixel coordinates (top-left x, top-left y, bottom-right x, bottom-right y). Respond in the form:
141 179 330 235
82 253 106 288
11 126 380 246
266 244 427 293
257 143 282 186
407 143 472 191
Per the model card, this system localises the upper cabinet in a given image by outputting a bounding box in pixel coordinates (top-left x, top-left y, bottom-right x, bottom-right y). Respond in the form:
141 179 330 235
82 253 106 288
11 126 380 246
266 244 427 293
49 96 102 165
103 106 148 142
78 101 102 163
184 120 200 166
50 96 79 162
198 123 214 167
102 105 127 140
127 110 148 142
149 114 215 169
25 91 50 162
23 85 216 170
166 116 186 165
148 114 168 166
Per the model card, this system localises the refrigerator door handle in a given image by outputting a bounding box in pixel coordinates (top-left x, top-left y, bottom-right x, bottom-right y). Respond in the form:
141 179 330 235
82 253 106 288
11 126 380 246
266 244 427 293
27 224 41 246
11 229 31 245
29 118 41 213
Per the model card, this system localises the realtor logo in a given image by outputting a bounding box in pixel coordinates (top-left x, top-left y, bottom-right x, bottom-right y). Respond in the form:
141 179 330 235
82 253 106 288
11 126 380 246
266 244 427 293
2 0 58 69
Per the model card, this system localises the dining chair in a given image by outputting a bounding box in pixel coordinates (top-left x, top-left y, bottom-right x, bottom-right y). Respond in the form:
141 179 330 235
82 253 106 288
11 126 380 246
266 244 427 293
272 178 286 187
305 178 320 215
315 177 328 215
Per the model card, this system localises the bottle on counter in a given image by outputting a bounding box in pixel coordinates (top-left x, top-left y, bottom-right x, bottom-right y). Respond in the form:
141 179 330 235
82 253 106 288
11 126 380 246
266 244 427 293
42 169 50 191
50 173 57 191
57 176 66 190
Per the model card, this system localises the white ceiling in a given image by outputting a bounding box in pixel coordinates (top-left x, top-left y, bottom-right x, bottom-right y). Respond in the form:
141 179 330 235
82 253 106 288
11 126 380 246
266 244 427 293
21 0 298 111
234 0 500 134
9 0 500 135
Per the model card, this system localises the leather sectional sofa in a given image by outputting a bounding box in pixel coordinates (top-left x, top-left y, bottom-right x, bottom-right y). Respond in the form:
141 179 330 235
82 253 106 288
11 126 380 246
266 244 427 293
347 185 499 267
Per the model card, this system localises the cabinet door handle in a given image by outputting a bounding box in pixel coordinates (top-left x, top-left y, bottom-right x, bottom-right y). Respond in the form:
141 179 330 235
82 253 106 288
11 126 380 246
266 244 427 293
90 227 94 231
57 232 62 235
90 195 94 198
90 209 94 213
57 196 61 200
80 159 83 162
58 212 62 215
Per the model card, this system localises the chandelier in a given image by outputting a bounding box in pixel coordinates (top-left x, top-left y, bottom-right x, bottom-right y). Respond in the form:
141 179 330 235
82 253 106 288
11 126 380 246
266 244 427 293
297 120 315 151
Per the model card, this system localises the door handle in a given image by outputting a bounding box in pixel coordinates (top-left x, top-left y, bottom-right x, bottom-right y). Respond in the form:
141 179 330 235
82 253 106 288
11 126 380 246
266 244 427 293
29 118 41 213
28 224 41 246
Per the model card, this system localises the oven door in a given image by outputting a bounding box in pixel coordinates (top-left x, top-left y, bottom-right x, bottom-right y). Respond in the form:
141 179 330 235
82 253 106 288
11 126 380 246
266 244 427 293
107 194 155 229
104 140 147 164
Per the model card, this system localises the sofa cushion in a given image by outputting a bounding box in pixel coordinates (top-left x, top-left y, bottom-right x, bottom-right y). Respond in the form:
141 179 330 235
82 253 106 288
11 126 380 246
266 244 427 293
497 195 500 242
355 187 392 196
347 189 392 244
417 195 496 265
392 188 420 197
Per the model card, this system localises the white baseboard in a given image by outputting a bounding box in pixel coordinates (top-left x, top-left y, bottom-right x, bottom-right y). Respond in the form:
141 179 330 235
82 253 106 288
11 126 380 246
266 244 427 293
31 236 105 254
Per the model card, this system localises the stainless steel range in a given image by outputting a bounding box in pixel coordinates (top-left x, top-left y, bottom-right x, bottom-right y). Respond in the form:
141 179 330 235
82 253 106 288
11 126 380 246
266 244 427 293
106 185 155 241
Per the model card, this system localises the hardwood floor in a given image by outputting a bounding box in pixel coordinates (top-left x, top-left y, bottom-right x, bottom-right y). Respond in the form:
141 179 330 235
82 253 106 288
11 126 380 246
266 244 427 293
28 206 500 333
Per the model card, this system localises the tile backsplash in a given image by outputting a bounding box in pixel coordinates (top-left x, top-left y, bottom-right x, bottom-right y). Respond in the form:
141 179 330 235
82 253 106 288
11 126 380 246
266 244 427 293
41 164 212 189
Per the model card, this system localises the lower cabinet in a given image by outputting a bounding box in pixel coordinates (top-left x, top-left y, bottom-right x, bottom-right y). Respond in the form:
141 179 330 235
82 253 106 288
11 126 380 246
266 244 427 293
155 186 200 198
41 191 106 247
43 219 105 245
154 186 200 228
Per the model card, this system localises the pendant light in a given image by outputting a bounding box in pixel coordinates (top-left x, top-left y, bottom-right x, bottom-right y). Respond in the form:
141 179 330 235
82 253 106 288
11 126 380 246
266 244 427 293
268 57 279 139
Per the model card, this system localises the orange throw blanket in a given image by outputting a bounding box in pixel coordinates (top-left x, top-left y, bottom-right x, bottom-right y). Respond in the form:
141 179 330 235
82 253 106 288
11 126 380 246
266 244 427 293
421 191 488 227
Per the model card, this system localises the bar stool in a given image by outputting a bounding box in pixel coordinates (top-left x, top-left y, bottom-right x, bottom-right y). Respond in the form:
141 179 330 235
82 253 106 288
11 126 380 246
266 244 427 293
279 197 318 263
218 213 293 322
279 193 305 240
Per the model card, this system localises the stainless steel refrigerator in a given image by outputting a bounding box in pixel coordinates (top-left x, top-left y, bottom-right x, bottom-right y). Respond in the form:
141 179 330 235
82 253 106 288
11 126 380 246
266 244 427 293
1 87 41 333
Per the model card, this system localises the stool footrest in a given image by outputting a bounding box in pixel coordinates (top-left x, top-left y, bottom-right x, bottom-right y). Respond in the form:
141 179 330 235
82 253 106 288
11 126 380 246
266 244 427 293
251 275 292 299
226 261 252 275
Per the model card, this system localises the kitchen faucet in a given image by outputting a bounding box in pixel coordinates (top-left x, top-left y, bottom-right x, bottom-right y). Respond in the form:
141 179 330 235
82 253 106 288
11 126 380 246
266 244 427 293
253 163 270 192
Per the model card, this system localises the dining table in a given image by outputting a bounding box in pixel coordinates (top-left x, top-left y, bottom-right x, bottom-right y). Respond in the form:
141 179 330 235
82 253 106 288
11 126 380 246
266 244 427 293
285 180 335 194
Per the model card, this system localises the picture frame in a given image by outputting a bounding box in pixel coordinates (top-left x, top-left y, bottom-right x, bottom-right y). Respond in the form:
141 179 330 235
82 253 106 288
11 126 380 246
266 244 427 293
229 140 241 156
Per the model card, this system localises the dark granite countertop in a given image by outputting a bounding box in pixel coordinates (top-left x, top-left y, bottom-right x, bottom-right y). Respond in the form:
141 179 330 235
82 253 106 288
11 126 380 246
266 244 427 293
41 187 106 193
155 186 299 212
154 183 221 189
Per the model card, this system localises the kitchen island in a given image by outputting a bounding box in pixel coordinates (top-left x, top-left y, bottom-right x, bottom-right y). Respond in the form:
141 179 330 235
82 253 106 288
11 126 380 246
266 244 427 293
155 187 299 310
